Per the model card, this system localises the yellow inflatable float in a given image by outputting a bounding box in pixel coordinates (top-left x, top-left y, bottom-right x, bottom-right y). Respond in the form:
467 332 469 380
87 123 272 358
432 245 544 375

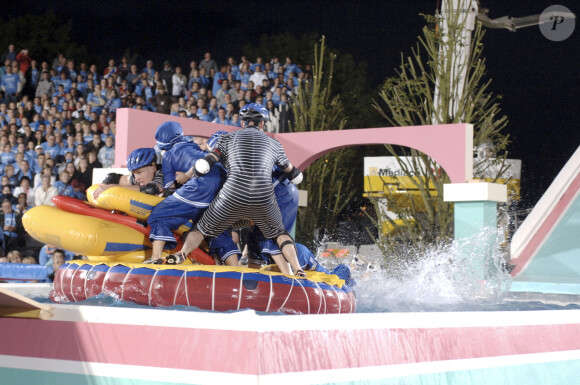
22 186 202 263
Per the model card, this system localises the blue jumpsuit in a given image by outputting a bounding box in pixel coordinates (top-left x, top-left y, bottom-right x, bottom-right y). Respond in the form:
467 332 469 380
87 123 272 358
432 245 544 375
147 142 226 249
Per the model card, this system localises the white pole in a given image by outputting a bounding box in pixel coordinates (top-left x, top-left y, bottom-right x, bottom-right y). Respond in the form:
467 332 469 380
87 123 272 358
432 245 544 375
432 0 478 123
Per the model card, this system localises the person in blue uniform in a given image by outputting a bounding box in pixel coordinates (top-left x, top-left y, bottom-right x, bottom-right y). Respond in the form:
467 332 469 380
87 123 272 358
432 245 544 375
146 122 240 266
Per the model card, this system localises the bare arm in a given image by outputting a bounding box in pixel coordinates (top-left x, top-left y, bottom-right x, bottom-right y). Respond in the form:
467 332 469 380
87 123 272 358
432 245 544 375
175 171 190 185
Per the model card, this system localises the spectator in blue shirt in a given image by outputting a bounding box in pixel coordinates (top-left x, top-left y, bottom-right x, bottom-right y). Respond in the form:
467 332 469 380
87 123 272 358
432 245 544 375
41 134 61 160
1 65 21 102
284 57 302 77
0 144 15 165
142 60 156 80
53 170 75 196
212 108 231 126
98 136 115 168
3 164 18 187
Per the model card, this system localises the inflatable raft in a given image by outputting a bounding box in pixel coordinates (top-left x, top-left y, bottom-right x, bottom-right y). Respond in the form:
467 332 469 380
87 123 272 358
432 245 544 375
52 260 355 314
22 186 356 314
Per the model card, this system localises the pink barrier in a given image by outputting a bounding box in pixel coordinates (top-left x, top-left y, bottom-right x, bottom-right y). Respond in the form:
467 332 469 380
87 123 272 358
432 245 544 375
1 304 579 384
114 109 473 183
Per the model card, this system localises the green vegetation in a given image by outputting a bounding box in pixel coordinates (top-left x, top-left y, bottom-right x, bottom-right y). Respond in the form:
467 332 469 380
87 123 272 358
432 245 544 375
288 37 357 247
371 5 510 265
244 34 375 247
0 11 91 63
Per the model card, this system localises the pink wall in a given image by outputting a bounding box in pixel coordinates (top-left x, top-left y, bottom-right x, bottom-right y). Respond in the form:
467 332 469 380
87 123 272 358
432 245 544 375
2 307 580 383
115 108 473 183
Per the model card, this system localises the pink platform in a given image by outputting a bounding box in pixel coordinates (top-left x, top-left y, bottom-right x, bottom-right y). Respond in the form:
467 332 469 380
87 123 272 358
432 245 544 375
114 109 474 183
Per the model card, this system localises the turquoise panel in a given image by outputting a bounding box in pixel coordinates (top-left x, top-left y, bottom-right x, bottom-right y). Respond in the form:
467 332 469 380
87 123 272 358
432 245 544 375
0 368 200 385
3 359 580 385
454 201 498 280
454 201 498 240
517 191 580 284
510 281 580 295
324 358 580 385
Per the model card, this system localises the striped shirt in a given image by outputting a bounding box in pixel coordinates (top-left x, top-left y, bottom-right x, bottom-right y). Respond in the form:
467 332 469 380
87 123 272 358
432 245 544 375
197 126 291 239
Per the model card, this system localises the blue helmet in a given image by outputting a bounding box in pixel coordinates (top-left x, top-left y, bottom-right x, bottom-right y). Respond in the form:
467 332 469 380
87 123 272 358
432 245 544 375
240 103 269 122
155 121 185 151
331 264 356 287
127 148 157 171
207 130 228 150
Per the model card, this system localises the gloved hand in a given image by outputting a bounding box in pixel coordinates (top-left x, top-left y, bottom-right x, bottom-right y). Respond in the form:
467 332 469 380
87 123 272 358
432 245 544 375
286 167 303 185
194 158 211 176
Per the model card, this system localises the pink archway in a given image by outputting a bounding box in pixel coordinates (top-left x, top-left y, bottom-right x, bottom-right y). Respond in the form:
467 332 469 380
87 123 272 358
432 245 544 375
114 109 473 183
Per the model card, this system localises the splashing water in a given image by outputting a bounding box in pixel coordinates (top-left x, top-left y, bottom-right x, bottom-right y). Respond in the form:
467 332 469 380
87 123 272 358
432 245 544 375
25 227 580 313
351 227 516 313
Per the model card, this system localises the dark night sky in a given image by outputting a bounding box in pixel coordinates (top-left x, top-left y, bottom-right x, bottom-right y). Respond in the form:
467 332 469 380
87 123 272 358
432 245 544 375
8 0 580 207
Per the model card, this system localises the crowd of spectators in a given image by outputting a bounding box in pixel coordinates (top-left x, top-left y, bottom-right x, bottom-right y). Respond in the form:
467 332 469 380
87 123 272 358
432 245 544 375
0 44 310 278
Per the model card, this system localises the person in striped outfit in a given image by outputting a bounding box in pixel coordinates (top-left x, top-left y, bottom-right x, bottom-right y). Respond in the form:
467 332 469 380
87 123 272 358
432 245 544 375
166 103 306 277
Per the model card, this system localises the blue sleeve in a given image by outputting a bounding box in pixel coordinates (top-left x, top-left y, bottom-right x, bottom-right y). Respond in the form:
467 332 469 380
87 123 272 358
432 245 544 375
38 246 50 266
161 150 178 188
296 243 329 273
313 261 330 274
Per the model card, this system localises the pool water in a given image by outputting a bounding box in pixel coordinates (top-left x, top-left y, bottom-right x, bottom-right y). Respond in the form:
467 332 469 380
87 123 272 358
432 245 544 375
22 228 580 313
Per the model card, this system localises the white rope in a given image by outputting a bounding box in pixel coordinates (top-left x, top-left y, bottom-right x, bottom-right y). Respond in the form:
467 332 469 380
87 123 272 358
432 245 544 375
314 281 324 314
101 264 109 296
265 274 274 313
236 270 244 311
349 291 355 313
183 270 190 307
59 262 66 300
120 267 134 301
295 278 310 314
211 270 216 311
147 268 160 307
278 277 294 312
174 270 186 306
69 263 82 302
84 264 96 300
330 284 341 314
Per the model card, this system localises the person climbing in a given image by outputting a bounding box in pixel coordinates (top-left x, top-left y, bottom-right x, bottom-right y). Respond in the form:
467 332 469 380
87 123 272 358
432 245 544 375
164 103 305 277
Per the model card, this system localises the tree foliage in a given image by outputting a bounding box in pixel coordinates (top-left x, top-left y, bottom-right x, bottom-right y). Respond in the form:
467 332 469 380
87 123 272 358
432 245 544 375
243 32 374 130
371 2 510 261
243 33 376 245
242 32 319 68
287 37 357 247
0 11 90 64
